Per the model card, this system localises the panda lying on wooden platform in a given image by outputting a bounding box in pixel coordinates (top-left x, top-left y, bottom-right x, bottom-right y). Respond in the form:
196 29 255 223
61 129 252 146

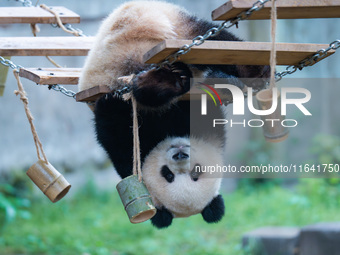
79 1 269 228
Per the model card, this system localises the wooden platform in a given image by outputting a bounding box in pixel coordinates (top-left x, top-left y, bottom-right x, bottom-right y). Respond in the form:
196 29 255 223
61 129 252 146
19 67 81 85
76 85 112 102
143 40 335 66
75 85 198 103
0 6 80 24
0 37 94 56
212 0 340 20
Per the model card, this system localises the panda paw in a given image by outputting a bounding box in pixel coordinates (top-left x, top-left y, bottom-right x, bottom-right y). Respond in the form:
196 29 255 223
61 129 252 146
132 62 192 107
201 195 225 223
150 207 173 229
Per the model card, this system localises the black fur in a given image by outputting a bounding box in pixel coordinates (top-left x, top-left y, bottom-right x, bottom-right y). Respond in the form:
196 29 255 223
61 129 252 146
161 166 175 183
150 207 173 229
201 195 225 223
95 95 224 178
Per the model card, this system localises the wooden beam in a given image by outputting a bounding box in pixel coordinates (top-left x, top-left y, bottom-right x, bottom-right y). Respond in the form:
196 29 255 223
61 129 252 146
75 85 221 103
143 40 335 66
0 37 94 56
212 0 340 20
76 85 112 102
19 67 81 85
0 6 80 24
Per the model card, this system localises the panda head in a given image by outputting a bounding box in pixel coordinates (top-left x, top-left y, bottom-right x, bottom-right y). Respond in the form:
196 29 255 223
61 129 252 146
142 136 225 228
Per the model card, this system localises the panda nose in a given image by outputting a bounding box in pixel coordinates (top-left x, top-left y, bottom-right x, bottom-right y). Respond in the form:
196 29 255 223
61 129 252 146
172 151 189 161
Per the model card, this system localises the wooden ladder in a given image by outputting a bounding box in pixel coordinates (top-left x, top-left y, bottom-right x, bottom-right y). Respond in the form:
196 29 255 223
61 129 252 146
2 1 338 103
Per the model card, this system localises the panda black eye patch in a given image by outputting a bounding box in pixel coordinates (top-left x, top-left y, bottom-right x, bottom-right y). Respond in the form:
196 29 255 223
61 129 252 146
191 164 203 182
161 166 175 183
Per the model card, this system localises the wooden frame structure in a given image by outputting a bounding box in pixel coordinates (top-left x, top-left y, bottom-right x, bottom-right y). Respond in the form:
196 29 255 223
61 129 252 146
212 0 340 20
1 0 338 103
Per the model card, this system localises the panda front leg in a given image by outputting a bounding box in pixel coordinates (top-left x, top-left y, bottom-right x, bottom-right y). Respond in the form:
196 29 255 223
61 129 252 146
132 62 192 107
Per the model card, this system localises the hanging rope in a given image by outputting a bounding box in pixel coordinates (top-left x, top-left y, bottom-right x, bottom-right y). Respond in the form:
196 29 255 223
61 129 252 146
45 56 62 68
122 92 143 182
131 96 143 182
40 4 82 37
13 70 48 164
269 0 277 89
119 77 143 182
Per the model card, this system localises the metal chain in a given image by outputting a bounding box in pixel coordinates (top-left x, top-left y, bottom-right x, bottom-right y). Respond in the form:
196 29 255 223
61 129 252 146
50 23 87 37
157 0 271 68
48 78 133 100
0 56 77 98
114 86 133 97
63 24 86 37
0 56 133 99
48 85 76 98
0 56 23 72
2 38 339 100
275 39 340 82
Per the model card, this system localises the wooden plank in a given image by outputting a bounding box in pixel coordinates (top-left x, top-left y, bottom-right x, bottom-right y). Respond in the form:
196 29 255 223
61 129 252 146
75 85 231 103
212 0 340 20
143 40 335 66
76 85 112 102
0 6 80 24
19 67 81 85
0 37 94 56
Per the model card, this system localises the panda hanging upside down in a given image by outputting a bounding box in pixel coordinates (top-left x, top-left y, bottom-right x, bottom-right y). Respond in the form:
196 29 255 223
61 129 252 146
78 1 269 228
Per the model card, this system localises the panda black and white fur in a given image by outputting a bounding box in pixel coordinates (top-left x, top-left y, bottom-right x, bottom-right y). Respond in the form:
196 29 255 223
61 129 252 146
79 0 269 228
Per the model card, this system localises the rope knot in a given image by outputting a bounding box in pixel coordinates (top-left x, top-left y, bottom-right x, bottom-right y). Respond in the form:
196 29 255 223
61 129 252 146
14 90 29 104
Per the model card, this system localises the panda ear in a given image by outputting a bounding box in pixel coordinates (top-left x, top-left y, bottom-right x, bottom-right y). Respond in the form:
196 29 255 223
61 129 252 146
201 195 225 223
150 207 173 229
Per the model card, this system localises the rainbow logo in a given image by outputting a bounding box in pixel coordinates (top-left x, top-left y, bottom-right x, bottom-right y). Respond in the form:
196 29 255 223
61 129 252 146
198 82 222 106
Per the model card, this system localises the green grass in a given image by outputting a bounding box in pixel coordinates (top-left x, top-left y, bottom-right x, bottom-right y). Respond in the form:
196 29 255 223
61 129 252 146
1 179 340 255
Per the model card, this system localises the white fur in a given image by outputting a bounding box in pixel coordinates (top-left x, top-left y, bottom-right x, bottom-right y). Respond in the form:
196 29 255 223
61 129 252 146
78 1 192 92
142 137 223 218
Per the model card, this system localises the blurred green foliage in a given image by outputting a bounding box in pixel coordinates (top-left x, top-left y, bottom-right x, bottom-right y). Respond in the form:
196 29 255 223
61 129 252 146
310 133 340 185
0 184 31 226
0 171 31 231
310 134 340 165
237 137 282 188
238 139 274 167
1 178 340 255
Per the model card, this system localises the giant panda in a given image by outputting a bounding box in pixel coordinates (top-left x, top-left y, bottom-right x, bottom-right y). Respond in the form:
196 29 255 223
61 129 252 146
79 0 269 228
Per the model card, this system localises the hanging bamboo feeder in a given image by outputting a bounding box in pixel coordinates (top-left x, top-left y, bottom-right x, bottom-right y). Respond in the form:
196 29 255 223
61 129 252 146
115 95 156 223
256 89 289 143
27 159 71 203
116 175 156 223
256 0 288 143
13 71 71 202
